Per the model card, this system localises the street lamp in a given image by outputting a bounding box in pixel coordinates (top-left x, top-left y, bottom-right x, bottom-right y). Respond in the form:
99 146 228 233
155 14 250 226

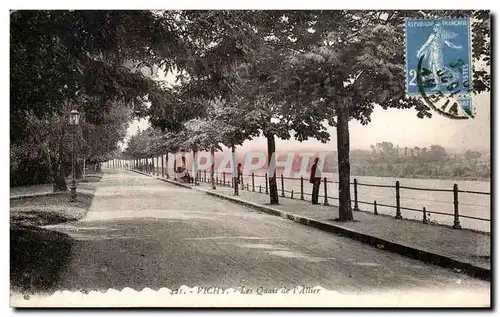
69 109 80 202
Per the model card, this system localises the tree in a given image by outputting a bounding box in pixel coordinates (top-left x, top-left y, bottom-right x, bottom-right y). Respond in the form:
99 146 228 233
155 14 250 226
147 12 290 201
428 145 448 162
10 10 185 188
414 147 421 157
249 12 403 219
127 10 489 217
464 149 482 167
377 142 396 157
228 35 333 204
247 10 490 220
80 102 131 164
177 97 259 193
10 10 180 138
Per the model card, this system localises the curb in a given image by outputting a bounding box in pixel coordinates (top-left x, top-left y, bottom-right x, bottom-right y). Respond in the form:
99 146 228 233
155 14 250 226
10 192 60 200
129 169 491 281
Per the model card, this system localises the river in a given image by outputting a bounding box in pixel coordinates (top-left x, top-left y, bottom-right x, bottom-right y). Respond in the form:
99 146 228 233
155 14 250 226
226 170 491 233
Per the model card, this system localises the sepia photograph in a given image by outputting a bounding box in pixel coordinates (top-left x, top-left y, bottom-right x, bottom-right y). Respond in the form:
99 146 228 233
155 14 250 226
8 4 492 308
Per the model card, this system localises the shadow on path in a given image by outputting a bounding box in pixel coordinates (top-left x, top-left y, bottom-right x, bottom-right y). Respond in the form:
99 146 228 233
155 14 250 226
10 225 74 296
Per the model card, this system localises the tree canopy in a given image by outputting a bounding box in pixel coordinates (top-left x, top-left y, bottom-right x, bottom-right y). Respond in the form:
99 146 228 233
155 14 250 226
11 10 490 210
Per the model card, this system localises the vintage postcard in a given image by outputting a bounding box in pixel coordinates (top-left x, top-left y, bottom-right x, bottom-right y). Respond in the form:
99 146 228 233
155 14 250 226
9 8 491 308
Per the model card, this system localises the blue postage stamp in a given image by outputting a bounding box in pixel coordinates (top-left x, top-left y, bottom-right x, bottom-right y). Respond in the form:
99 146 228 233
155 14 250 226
405 18 472 97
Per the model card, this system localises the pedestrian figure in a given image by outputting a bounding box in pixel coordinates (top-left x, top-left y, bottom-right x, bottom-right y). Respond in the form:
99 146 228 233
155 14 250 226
310 158 321 204
181 156 190 182
237 163 243 188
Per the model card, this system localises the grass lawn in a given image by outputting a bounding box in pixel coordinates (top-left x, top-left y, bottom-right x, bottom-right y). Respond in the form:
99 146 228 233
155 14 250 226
78 171 103 183
10 171 103 295
10 174 101 227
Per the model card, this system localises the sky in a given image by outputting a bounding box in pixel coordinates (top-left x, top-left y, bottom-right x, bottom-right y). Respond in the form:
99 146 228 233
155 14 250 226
126 91 490 152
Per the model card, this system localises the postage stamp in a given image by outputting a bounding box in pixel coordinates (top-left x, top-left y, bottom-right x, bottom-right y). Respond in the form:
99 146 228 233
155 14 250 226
405 17 474 119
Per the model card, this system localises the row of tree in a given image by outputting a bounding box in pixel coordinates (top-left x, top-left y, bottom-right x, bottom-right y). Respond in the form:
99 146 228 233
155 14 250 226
11 10 490 221
125 10 489 221
10 11 176 189
367 143 488 163
351 145 490 180
10 102 131 188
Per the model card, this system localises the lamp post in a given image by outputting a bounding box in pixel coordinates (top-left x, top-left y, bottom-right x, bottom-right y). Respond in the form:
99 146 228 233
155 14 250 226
69 109 80 202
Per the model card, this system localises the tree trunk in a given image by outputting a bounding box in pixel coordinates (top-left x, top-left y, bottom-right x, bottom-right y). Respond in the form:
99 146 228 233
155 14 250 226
232 145 239 196
211 147 216 189
76 160 83 178
193 149 198 185
161 154 164 177
165 154 168 178
52 145 67 192
266 133 279 205
46 144 54 183
336 102 354 221
174 155 177 180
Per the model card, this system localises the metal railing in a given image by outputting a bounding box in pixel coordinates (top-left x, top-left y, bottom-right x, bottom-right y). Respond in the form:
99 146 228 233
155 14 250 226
192 169 490 231
107 158 490 232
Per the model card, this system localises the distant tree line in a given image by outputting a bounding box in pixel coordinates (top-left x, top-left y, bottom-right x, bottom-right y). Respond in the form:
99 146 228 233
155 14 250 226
327 142 490 180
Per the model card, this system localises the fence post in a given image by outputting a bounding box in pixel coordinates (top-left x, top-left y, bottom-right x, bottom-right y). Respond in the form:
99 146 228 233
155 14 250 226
252 173 255 192
223 172 226 186
374 200 378 215
281 174 285 197
300 177 304 200
323 177 329 205
265 173 269 194
453 184 461 229
291 190 294 199
247 183 249 191
422 207 428 224
395 181 402 219
259 185 262 193
161 155 164 177
204 170 207 182
353 178 359 211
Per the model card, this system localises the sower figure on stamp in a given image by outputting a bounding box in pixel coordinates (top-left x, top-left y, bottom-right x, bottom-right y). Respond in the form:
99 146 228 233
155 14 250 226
416 23 463 91
310 158 321 205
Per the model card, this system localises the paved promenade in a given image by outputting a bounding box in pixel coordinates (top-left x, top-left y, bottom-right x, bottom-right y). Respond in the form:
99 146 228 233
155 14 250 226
10 169 490 303
138 170 490 272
